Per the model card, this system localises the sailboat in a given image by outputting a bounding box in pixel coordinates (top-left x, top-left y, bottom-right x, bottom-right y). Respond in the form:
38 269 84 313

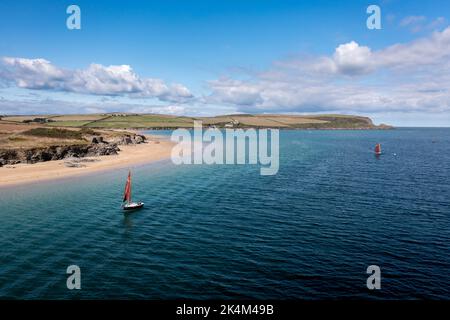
374 143 382 156
122 170 144 211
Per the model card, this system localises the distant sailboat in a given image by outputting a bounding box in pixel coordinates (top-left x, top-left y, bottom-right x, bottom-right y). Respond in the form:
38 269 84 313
122 170 144 211
374 143 382 156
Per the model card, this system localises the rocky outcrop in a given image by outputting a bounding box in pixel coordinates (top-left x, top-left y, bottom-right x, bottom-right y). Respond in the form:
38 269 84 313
105 134 146 145
0 132 147 167
91 136 105 144
88 133 146 145
0 143 120 166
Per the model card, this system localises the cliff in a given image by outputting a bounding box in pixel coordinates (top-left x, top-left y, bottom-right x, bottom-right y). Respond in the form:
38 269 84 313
0 128 147 167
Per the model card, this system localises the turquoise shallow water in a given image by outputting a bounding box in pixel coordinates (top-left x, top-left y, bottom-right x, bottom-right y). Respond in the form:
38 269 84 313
0 128 449 299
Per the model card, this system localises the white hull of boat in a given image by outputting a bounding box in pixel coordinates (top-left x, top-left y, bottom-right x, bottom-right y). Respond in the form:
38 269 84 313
123 202 144 211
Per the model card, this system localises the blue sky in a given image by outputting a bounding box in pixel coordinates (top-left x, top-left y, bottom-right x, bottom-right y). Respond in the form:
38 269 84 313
1 0 450 126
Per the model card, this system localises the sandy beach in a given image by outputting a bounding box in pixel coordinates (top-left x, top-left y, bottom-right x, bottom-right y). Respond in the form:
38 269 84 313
0 136 174 187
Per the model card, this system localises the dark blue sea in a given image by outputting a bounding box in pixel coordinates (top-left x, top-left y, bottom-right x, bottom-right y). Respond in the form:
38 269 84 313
0 128 449 299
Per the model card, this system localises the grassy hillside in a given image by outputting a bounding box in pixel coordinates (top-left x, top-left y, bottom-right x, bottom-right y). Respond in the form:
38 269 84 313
1 113 391 130
0 123 120 149
0 113 391 151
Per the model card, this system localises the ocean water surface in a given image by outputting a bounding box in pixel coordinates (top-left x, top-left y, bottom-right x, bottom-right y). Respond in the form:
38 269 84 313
0 128 449 299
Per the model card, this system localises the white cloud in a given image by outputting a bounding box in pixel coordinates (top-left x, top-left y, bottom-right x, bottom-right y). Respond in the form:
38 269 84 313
206 78 263 105
400 15 426 27
332 41 374 75
0 96 188 116
206 26 450 115
127 104 186 115
0 58 193 103
400 16 447 33
1 57 66 89
375 26 450 69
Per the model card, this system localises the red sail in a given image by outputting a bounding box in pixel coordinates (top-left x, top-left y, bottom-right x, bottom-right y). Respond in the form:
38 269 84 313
123 171 132 203
375 143 381 154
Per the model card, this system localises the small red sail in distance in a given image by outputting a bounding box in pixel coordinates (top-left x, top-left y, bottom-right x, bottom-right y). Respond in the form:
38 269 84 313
375 143 382 155
123 171 132 203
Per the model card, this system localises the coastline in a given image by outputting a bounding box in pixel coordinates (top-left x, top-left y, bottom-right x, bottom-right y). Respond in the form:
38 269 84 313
107 126 393 131
0 135 174 188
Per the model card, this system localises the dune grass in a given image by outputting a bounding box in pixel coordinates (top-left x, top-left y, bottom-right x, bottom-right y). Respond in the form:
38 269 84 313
22 128 84 140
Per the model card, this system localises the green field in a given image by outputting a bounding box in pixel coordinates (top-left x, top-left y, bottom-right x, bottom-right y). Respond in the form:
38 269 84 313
1 113 392 130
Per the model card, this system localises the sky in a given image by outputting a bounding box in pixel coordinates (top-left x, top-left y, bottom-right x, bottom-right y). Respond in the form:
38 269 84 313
0 0 449 126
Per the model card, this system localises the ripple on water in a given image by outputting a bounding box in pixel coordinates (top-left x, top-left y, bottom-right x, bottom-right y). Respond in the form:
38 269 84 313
0 129 449 299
